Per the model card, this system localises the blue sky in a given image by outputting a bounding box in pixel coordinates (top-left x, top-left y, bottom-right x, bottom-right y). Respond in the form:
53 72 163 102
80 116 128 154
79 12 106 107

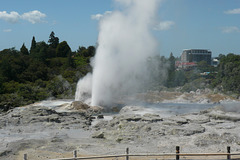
0 0 240 57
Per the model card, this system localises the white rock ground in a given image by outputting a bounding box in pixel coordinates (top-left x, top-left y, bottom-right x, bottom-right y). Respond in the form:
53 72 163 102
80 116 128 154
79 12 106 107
0 92 240 160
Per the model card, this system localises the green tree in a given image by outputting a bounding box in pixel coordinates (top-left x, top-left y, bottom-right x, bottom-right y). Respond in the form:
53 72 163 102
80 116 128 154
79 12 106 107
30 36 37 54
47 75 72 98
0 54 25 82
215 53 240 93
86 46 96 57
173 70 186 86
56 41 71 57
0 76 3 94
197 61 209 72
20 43 29 55
48 31 59 48
37 41 48 61
30 41 48 61
77 46 86 56
0 48 19 55
166 52 176 87
67 51 75 68
47 47 56 58
168 52 175 72
20 59 49 82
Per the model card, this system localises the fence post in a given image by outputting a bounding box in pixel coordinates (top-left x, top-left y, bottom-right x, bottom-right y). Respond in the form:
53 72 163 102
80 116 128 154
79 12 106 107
227 146 231 160
73 150 77 159
176 146 180 160
23 153 27 160
126 147 129 160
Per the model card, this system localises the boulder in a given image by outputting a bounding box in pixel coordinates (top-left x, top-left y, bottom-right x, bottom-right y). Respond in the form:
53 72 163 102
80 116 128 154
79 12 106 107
70 101 90 111
183 114 210 124
168 124 205 136
194 132 240 147
207 109 240 122
167 116 188 125
89 105 103 114
92 131 105 139
67 101 103 114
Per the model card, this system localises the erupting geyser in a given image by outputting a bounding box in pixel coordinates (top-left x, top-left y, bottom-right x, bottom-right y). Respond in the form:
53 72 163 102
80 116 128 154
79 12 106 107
75 0 161 106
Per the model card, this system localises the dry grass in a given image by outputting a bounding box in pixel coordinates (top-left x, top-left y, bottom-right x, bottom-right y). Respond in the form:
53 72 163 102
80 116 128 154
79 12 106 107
206 93 234 103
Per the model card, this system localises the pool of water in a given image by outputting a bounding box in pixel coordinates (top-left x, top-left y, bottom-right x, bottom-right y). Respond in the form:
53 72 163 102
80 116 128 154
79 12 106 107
31 99 240 117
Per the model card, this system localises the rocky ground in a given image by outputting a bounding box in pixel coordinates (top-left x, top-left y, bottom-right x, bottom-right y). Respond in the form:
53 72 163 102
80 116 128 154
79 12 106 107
1 90 240 160
135 89 239 104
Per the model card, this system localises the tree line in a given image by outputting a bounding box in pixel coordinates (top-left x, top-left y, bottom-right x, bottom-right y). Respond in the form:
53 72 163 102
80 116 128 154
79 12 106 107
0 31 95 111
159 52 240 96
1 31 240 111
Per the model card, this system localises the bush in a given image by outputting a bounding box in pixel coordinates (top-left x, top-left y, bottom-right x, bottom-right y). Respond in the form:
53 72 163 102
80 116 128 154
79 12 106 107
181 78 206 92
2 81 20 93
0 93 24 111
47 75 73 98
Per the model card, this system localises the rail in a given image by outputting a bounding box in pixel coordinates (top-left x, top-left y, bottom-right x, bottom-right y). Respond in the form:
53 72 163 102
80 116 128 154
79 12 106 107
22 146 240 160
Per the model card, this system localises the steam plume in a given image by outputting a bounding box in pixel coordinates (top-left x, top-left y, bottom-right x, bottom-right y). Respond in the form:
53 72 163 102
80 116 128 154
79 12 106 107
75 0 161 106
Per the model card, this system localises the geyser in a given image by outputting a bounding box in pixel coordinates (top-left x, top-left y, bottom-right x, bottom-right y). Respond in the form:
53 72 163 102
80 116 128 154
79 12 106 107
75 0 161 106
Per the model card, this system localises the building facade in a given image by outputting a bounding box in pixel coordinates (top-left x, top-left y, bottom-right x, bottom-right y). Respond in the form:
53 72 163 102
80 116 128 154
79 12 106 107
181 49 212 65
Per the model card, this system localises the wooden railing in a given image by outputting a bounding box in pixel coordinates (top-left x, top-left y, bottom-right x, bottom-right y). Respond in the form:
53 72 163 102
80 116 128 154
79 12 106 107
23 146 240 160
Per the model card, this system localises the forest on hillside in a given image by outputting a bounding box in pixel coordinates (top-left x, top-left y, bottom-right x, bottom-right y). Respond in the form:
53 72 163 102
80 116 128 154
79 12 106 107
0 31 240 111
0 32 95 111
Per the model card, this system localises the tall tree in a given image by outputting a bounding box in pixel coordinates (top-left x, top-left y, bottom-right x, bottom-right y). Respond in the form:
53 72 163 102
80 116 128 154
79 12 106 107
20 43 29 55
37 41 48 62
30 36 37 54
215 53 240 93
56 41 71 57
168 52 175 72
77 46 86 56
87 46 96 57
48 31 59 48
67 51 75 68
166 52 176 87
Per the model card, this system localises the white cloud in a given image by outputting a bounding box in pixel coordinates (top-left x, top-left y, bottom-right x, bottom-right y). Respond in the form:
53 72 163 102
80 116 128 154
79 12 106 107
0 10 46 24
222 26 240 33
154 21 175 31
91 11 112 20
91 14 103 20
3 29 12 32
224 8 240 14
21 10 46 24
0 11 20 23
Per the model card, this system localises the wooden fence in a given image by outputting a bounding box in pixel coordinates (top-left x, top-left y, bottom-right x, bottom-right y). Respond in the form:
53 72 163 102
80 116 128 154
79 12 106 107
23 146 240 160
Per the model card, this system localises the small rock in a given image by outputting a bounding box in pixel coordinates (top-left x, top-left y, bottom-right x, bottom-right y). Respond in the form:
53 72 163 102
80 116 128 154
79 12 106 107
92 131 105 139
97 115 104 119
51 137 64 143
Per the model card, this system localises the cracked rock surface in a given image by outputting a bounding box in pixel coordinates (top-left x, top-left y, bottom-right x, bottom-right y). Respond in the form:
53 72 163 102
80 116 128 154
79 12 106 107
1 100 240 160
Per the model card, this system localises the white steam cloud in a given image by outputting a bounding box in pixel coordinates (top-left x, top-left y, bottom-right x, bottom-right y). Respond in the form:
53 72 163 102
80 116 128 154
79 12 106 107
154 21 175 31
0 10 46 24
222 26 240 33
76 0 162 106
224 8 240 14
3 29 12 32
75 73 92 105
91 11 112 20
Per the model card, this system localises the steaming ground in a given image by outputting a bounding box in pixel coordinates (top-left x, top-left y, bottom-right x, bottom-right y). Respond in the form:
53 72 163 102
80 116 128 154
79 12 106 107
1 90 240 160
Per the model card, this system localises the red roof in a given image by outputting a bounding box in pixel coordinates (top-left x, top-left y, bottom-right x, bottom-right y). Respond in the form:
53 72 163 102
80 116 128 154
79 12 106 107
175 61 197 67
